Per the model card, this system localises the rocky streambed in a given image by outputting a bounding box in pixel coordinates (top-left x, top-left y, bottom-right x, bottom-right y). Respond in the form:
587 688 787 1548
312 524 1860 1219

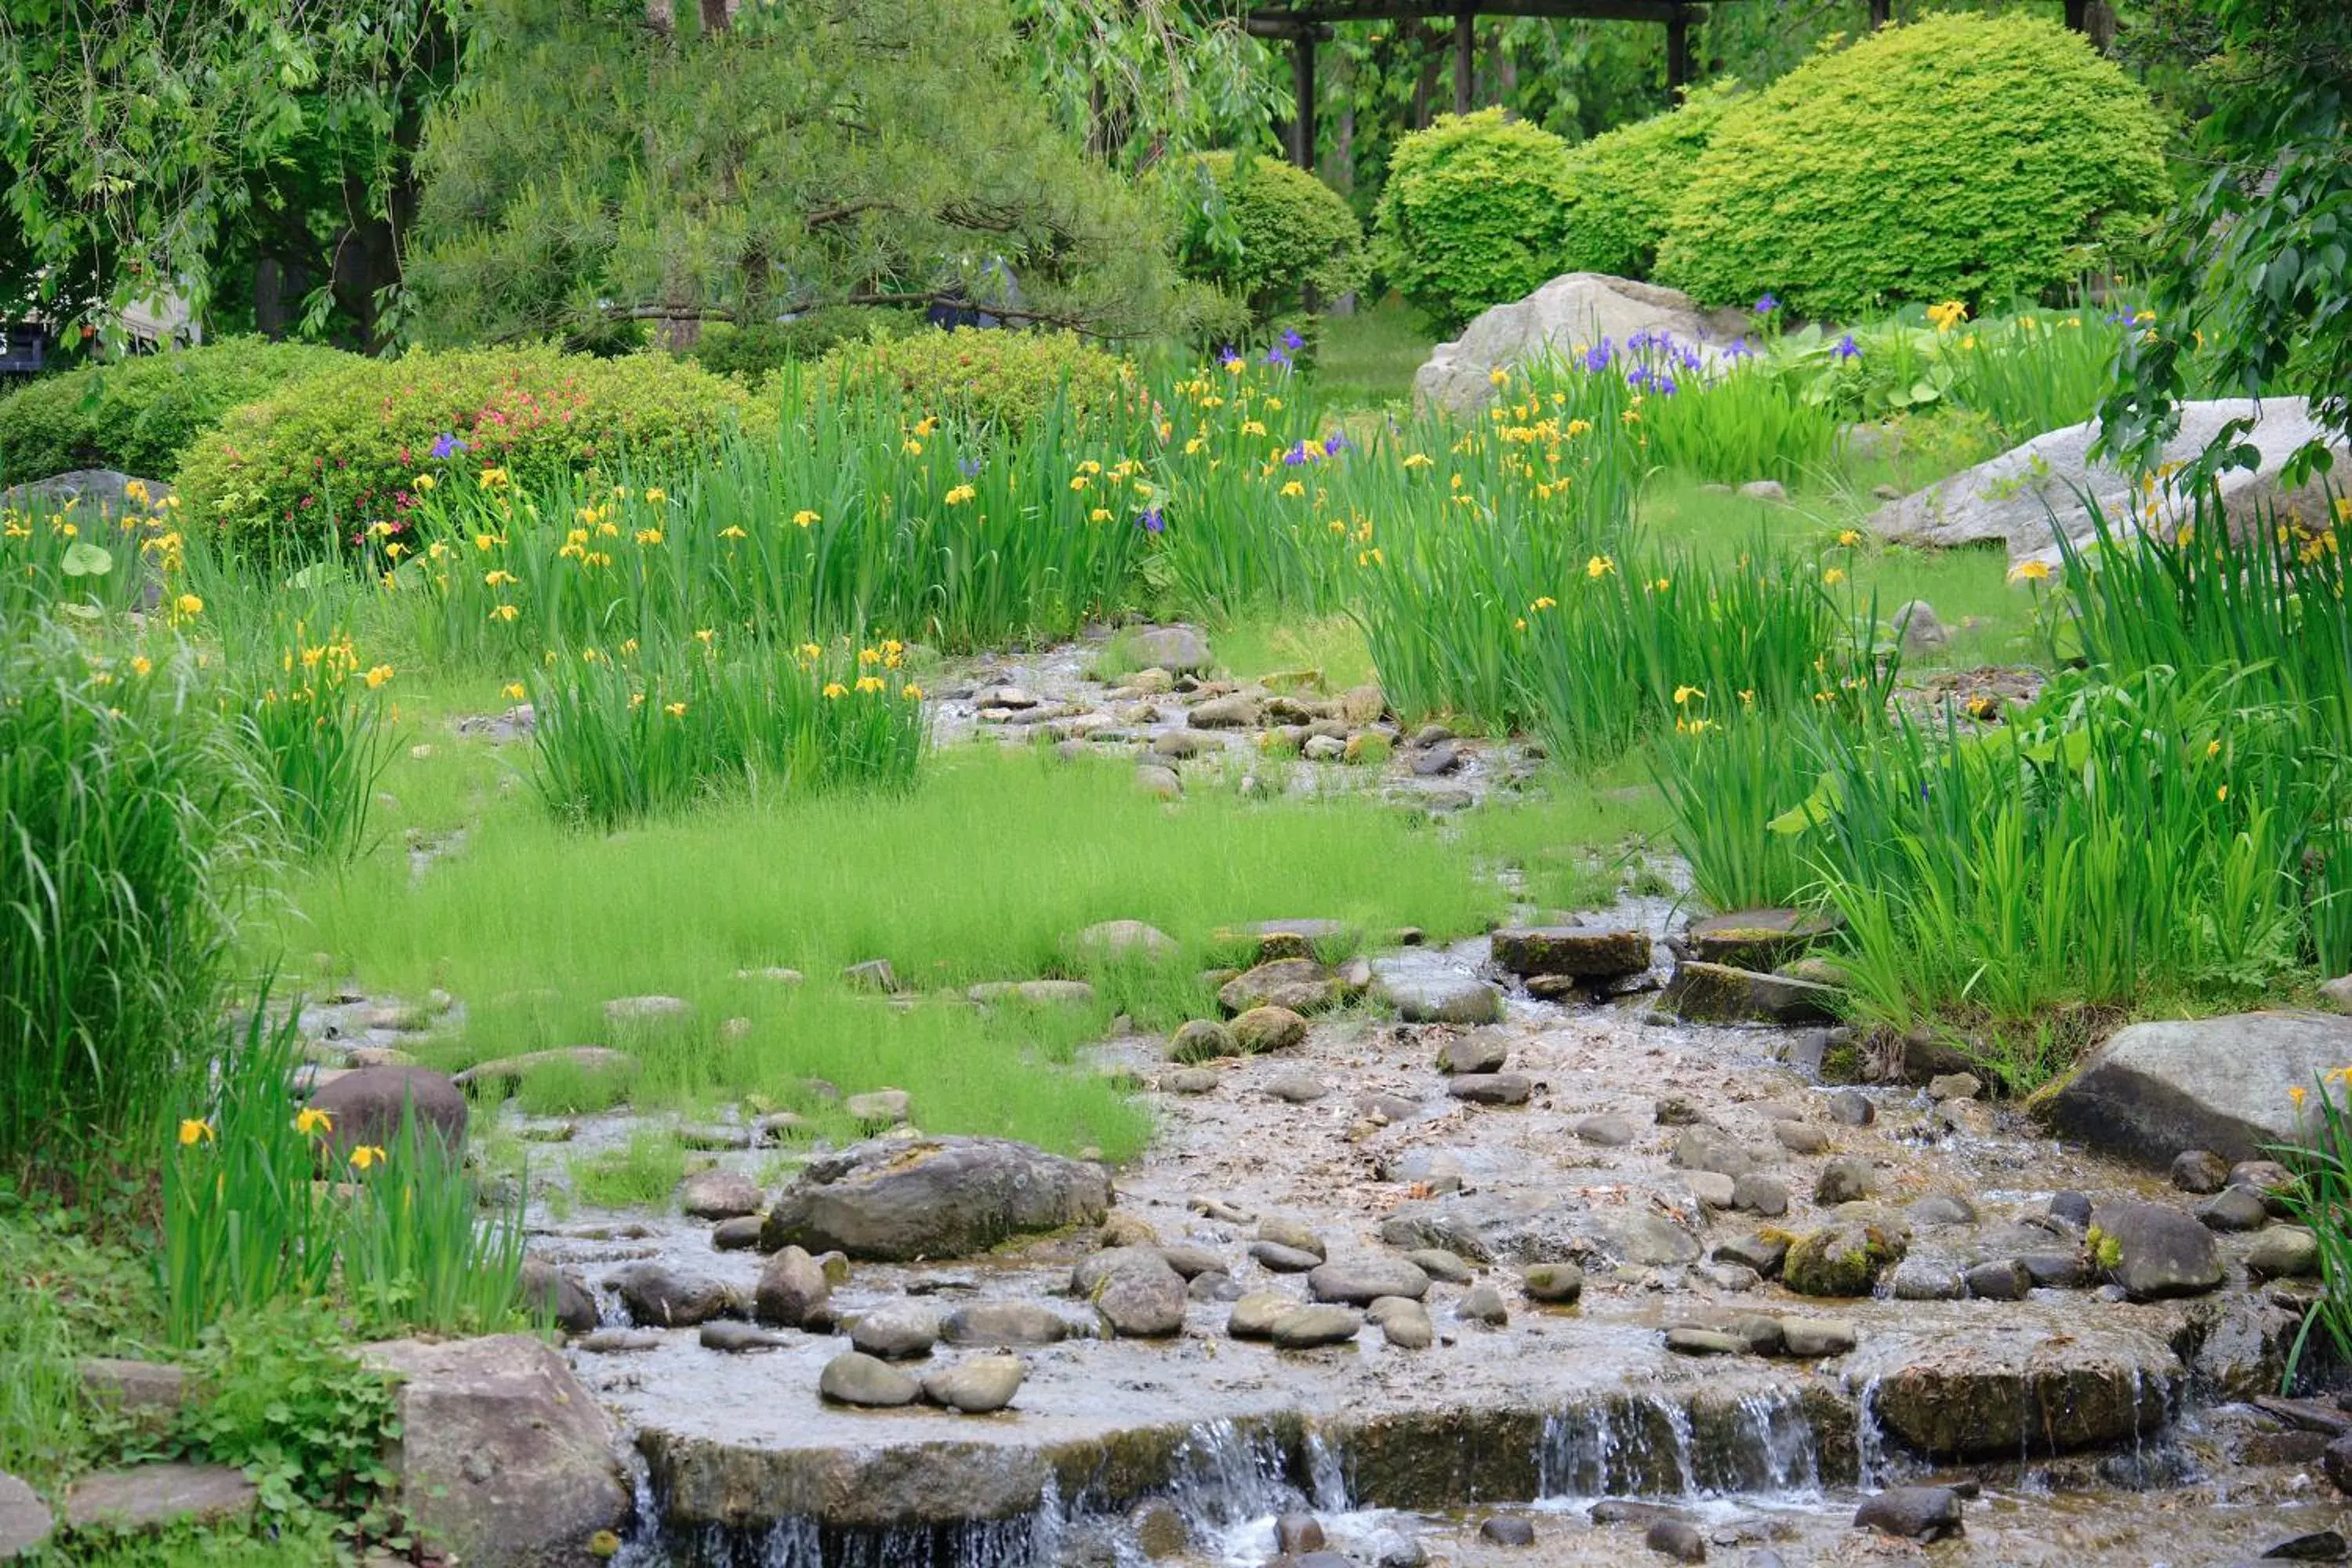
499 939 2343 1568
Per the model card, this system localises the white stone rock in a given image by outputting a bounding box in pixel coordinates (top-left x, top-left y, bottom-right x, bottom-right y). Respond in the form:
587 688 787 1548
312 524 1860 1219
1413 273 1751 417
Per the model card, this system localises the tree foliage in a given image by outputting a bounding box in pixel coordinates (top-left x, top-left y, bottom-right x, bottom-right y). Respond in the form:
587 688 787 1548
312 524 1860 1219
0 0 444 349
1657 15 2169 319
408 0 1177 346
2100 0 2352 480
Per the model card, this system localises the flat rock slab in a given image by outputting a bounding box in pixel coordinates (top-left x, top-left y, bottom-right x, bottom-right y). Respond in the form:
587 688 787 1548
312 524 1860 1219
64 1464 256 1534
1867 397 2351 564
1662 961 1839 1025
1490 927 1652 979
1685 909 1840 971
1849 1321 2182 1459
762 1136 1109 1260
2044 1011 2346 1166
363 1334 629 1568
1376 967 1503 1025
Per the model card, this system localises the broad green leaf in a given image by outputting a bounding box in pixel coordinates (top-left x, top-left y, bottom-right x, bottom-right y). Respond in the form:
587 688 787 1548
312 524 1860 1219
60 540 114 577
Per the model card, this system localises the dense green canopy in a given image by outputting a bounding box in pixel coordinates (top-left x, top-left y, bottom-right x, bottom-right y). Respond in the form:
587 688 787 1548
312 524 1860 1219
407 0 1178 346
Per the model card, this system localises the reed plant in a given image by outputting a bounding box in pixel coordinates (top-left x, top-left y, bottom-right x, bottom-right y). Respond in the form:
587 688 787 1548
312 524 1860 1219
526 630 927 828
228 618 398 860
1520 332 1840 485
0 485 187 622
1 619 254 1171
1647 713 1825 909
1794 666 2328 1085
161 993 528 1343
2278 1083 2352 1388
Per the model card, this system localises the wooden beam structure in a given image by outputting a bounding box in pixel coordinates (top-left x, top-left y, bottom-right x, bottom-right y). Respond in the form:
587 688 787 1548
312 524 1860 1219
1247 0 2094 170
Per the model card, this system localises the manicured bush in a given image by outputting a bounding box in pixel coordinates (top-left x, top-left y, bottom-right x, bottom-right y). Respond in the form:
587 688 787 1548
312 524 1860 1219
0 338 347 484
175 346 764 564
687 308 919 385
1372 109 1577 334
815 327 1131 431
1656 15 2168 318
1172 151 1368 326
1557 82 1745 281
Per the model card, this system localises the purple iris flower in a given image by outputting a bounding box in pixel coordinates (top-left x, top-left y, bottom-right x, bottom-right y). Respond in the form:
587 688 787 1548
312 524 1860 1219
1755 293 1779 314
1627 365 1653 390
1722 336 1755 361
1833 334 1861 362
1656 375 1679 397
1322 432 1350 457
1282 328 1305 352
1678 348 1701 373
430 433 466 460
1281 442 1312 466
1264 345 1292 368
958 456 984 477
1139 507 1166 534
1581 339 1613 374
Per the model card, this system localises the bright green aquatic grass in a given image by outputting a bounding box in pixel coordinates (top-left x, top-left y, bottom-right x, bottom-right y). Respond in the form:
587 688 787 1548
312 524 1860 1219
1310 296 1436 411
1210 612 1380 690
1452 760 1671 911
276 746 1507 1158
1639 479 2029 666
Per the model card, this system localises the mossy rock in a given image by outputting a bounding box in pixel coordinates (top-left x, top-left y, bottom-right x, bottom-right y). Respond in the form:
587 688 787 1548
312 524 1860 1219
1782 1221 1905 1298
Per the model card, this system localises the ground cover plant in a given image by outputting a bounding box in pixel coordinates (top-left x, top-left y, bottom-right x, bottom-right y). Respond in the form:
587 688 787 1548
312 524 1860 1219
278 740 1511 1161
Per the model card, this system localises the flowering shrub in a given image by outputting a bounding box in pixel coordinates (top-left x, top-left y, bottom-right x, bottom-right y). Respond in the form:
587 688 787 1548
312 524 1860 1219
174 345 764 565
0 338 347 483
1171 151 1368 329
1373 109 1577 333
1556 82 1746 282
1657 14 2168 318
815 328 1131 433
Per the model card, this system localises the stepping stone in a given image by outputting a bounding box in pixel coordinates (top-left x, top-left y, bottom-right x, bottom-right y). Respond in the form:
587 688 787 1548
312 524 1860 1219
1377 971 1502 1025
1447 1073 1532 1105
921 1356 1023 1414
1490 927 1650 978
0 1471 52 1559
1272 1305 1364 1348
1436 1035 1509 1074
819 1352 920 1407
1685 908 1840 971
64 1465 257 1534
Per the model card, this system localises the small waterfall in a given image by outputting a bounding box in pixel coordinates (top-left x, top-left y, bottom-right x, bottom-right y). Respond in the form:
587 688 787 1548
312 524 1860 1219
1303 1422 1350 1512
1851 1376 1889 1490
1163 1417 1307 1537
1537 1401 1625 1498
609 1432 666 1568
1651 1396 1698 1496
1727 1392 1822 1494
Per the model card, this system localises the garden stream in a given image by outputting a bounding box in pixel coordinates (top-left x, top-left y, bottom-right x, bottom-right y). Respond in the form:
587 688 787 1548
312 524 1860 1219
351 637 2341 1567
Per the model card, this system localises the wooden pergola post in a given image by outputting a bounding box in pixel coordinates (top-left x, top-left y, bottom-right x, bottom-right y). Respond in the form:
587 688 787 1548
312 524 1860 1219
1291 27 1319 167
1664 3 1690 90
1452 10 1475 114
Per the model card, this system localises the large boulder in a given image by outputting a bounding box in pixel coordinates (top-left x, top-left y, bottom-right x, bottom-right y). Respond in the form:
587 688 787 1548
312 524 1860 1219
0 469 170 525
1861 1323 2180 1459
2043 1011 2345 1166
304 1065 467 1158
760 1136 1109 1261
1868 398 2351 566
361 1335 629 1568
1414 274 1750 417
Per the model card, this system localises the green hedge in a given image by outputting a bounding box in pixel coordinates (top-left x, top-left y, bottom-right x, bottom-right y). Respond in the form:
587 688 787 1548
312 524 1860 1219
1558 82 1745 281
1374 109 1577 334
0 339 347 484
1656 14 2168 318
814 328 1131 431
1173 151 1367 327
687 308 920 386
175 347 762 563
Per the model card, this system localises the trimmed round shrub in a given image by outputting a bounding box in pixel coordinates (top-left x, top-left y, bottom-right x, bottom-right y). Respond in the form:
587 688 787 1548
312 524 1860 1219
1557 82 1746 281
1655 14 2168 318
0 338 347 484
1373 108 1577 334
687 308 920 386
815 328 1130 430
1173 151 1367 326
175 347 762 562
